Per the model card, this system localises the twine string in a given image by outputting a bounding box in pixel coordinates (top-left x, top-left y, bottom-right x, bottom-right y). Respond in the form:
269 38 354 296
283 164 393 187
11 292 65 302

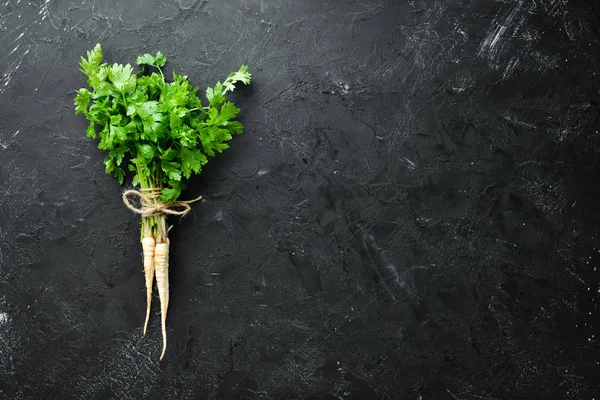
122 188 202 217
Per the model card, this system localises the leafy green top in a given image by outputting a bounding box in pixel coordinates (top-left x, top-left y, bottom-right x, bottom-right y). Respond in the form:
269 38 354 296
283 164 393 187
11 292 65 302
74 44 251 203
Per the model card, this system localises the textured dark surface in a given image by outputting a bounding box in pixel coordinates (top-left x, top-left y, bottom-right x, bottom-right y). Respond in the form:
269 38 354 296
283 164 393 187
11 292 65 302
1 0 600 399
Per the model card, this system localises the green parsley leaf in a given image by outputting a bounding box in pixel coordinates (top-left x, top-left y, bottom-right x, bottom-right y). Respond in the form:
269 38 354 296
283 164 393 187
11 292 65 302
108 63 136 92
74 88 92 115
161 180 185 203
136 54 155 66
223 65 252 93
206 84 225 108
85 121 96 138
137 144 155 160
180 147 207 179
160 147 178 161
154 52 167 67
161 159 182 181
219 102 240 122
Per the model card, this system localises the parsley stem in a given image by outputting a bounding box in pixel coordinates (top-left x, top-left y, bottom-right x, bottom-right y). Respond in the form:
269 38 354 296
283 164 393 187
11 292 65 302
121 90 128 109
153 65 164 81
187 107 210 113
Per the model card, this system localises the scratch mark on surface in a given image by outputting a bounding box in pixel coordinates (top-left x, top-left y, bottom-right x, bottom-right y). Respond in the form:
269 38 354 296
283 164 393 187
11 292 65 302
1 55 25 90
11 31 25 45
362 233 398 300
478 0 524 69
0 24 25 47
332 77 350 94
403 157 416 170
502 56 520 79
0 11 31 94
0 312 8 326
503 114 537 130
7 44 20 56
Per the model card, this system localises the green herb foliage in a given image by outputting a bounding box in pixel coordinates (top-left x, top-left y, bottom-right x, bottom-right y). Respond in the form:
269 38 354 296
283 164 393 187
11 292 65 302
74 44 251 203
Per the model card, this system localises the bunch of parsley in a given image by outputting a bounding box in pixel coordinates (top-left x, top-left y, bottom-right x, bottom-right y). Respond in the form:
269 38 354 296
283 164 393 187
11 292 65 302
74 44 251 359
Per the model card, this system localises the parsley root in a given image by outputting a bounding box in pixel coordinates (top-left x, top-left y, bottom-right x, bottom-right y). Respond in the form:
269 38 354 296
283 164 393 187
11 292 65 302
154 239 170 360
141 235 155 335
74 44 251 359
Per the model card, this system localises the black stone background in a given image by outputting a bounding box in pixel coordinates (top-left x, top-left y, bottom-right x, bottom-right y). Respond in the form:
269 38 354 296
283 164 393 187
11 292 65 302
0 0 599 399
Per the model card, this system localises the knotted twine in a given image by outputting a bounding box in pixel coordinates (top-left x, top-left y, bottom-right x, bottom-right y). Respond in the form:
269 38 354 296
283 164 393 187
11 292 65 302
122 188 202 217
